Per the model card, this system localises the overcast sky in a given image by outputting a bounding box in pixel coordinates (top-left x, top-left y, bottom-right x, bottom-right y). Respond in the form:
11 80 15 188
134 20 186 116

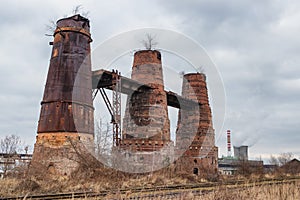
0 0 299 162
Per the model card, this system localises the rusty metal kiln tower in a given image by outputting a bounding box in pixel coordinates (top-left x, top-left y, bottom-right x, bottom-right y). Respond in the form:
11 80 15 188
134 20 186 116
31 15 94 176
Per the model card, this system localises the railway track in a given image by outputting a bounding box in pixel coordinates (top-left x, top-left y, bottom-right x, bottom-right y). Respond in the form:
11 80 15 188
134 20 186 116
1 177 299 200
128 178 300 199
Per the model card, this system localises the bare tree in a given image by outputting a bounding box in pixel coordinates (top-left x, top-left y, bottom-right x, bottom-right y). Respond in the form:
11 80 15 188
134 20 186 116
45 20 56 36
24 146 29 154
269 152 293 166
278 152 293 166
73 5 83 15
0 134 21 154
45 6 90 36
94 118 113 163
269 154 279 166
73 5 90 18
141 34 158 50
0 134 22 176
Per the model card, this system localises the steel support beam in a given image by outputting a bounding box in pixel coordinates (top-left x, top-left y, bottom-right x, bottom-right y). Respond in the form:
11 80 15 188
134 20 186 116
92 69 200 109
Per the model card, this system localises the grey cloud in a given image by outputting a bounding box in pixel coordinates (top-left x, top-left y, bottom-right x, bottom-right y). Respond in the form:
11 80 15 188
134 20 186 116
0 0 299 160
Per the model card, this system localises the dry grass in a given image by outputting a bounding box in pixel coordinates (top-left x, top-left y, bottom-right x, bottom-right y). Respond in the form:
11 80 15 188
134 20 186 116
0 178 19 197
111 180 300 200
196 180 300 200
78 180 300 200
0 170 198 198
1 168 300 200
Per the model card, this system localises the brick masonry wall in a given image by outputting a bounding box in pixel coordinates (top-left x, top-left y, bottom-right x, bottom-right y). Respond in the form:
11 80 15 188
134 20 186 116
120 50 171 151
175 73 218 177
30 133 94 176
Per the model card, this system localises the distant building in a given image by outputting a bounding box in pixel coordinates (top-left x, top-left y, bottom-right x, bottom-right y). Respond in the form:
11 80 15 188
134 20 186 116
234 146 248 160
0 153 32 178
263 164 278 173
218 157 263 175
218 157 238 175
280 158 300 174
218 145 263 175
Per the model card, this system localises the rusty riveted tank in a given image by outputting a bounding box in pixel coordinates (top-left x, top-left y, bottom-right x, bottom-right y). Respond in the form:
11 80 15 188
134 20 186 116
37 14 94 138
31 14 94 176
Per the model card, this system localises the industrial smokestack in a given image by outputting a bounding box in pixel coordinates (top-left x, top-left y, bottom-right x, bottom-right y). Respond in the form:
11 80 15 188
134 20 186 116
227 130 232 157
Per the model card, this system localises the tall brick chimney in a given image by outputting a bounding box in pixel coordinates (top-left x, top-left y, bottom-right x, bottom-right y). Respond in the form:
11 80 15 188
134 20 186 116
120 50 170 151
175 73 218 176
30 15 94 176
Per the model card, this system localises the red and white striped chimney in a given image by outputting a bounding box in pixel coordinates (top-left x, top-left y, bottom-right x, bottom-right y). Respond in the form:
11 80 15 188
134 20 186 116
227 130 232 157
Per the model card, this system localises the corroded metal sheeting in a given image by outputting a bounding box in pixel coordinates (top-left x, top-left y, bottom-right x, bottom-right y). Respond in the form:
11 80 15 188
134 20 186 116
92 69 200 109
56 14 91 40
37 102 94 133
37 14 94 134
32 15 95 177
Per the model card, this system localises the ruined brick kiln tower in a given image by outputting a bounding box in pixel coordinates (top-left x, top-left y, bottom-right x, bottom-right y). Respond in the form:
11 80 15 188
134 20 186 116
120 50 171 150
30 15 94 176
175 73 218 177
114 50 173 172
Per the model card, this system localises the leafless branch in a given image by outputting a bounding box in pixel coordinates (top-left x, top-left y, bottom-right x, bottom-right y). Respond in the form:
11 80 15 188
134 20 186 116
0 134 24 177
269 152 294 166
0 134 21 154
141 34 158 50
45 20 56 36
94 118 113 161
73 5 90 18
73 5 83 15
179 71 185 78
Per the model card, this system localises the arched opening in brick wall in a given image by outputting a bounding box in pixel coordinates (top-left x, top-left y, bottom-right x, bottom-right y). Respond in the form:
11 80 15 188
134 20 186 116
193 167 199 175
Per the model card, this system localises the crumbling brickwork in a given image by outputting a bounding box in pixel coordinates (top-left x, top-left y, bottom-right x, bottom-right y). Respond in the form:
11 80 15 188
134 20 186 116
175 73 218 177
30 15 94 176
120 50 171 151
